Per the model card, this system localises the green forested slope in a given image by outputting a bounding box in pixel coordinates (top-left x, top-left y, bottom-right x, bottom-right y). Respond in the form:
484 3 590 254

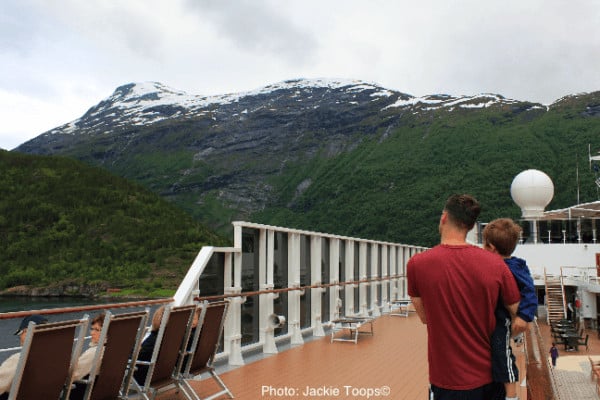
0 150 227 295
253 98 600 247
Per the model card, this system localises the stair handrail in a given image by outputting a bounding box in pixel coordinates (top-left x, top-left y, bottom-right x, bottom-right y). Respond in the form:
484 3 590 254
543 268 549 325
559 266 567 320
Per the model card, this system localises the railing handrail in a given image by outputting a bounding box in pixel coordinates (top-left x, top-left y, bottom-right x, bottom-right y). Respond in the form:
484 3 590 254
0 298 172 320
232 220 428 248
194 275 407 302
524 318 559 400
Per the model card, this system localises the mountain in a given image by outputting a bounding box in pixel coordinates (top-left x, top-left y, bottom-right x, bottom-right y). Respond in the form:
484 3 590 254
14 79 600 246
0 150 226 295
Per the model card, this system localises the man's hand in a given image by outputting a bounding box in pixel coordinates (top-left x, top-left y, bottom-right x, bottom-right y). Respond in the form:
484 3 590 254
511 316 528 335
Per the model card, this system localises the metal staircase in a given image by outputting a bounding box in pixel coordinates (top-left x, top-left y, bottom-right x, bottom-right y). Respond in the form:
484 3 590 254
544 268 567 324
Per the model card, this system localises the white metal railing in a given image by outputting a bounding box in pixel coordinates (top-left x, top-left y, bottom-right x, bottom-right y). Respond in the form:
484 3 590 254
530 265 598 283
172 221 427 366
560 266 599 286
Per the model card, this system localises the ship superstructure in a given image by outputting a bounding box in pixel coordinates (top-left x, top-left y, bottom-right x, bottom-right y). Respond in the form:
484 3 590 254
471 169 600 329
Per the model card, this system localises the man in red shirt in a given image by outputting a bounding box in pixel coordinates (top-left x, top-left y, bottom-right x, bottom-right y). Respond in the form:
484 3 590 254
407 194 520 400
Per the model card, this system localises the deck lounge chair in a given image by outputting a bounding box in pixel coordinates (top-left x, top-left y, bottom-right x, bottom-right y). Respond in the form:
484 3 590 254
177 301 232 400
330 316 374 344
70 309 149 400
7 317 88 400
129 304 196 400
390 300 411 317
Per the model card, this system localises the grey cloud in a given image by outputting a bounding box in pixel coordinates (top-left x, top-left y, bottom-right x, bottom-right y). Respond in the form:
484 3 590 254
0 1 47 55
185 0 318 65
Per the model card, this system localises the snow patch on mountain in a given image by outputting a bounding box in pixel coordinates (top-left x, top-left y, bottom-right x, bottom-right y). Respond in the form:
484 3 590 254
383 93 526 111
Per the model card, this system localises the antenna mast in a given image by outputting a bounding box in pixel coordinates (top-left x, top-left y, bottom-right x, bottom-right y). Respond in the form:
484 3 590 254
590 144 600 200
577 152 580 204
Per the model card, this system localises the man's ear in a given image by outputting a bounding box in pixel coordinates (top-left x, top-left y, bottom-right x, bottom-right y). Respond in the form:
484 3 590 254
440 211 448 224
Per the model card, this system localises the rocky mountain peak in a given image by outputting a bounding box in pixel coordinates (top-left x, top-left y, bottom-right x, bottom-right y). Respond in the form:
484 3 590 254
32 79 548 143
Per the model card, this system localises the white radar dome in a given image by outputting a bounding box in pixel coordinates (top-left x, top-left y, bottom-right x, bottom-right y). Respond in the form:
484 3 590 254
510 169 554 219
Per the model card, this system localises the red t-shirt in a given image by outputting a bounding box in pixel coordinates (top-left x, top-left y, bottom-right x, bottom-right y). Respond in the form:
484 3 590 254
407 244 520 390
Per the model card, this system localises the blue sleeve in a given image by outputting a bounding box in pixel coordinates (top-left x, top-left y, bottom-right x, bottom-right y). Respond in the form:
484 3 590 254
508 259 537 322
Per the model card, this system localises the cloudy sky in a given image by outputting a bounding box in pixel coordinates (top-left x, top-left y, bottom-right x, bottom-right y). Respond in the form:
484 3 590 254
1 0 599 150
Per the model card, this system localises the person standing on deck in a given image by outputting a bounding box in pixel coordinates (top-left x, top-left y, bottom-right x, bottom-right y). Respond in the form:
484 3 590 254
549 343 559 367
407 194 521 400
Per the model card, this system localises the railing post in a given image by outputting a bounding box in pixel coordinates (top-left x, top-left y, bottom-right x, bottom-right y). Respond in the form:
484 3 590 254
310 236 325 336
288 232 304 345
359 241 369 316
381 245 390 313
329 238 341 321
345 239 355 316
224 245 245 365
400 247 409 299
389 246 398 302
260 229 279 354
370 243 381 317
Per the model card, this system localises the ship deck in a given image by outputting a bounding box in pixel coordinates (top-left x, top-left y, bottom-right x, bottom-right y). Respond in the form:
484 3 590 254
153 313 480 399
154 313 600 400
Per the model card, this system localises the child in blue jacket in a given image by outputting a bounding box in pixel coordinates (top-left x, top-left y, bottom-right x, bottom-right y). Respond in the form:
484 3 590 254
484 218 537 400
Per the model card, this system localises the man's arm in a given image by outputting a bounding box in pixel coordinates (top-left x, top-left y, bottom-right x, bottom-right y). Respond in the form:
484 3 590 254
411 296 427 324
505 300 519 318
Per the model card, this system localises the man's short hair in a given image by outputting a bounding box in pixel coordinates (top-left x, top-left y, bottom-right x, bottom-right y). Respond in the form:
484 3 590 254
444 194 481 230
483 218 522 257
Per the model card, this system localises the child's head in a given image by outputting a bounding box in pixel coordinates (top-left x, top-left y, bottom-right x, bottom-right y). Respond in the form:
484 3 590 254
482 218 521 257
151 306 166 331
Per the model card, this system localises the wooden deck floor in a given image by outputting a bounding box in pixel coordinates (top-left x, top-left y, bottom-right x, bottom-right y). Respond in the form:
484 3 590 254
153 314 600 400
156 312 528 400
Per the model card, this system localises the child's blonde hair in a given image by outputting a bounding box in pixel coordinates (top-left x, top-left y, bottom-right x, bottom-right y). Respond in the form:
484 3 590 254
482 218 521 257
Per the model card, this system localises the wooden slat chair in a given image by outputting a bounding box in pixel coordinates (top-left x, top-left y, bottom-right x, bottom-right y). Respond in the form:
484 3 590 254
129 305 196 400
174 302 207 377
177 301 233 400
70 309 149 400
8 317 88 400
